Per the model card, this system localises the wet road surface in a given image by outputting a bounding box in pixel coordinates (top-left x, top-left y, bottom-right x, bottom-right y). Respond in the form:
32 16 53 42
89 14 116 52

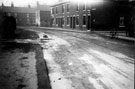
23 27 134 89
0 27 134 89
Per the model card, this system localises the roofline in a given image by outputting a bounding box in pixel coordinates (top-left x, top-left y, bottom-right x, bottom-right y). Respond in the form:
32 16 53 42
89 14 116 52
50 0 70 7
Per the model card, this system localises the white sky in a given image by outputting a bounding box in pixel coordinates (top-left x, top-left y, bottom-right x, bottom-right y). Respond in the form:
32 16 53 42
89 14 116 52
0 0 59 7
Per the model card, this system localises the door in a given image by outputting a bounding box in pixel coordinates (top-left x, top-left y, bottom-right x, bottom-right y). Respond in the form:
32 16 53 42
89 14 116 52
70 17 72 28
87 16 91 30
73 17 75 29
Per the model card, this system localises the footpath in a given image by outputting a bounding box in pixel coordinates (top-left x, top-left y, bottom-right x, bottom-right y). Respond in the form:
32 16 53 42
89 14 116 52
32 26 135 42
0 28 51 89
92 31 135 42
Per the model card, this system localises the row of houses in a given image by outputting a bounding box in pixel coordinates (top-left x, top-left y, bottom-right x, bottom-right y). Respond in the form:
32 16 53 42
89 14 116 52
51 0 135 37
0 0 134 37
0 2 51 27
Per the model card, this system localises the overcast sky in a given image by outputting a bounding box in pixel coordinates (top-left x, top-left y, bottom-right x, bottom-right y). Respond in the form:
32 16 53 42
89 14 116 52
0 0 59 7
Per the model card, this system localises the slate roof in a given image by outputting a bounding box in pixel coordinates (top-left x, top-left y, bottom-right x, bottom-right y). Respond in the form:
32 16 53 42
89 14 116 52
0 6 36 13
36 4 51 11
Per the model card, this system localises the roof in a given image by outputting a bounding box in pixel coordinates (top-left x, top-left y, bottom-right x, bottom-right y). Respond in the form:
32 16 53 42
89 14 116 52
37 4 51 11
51 0 70 7
0 6 36 13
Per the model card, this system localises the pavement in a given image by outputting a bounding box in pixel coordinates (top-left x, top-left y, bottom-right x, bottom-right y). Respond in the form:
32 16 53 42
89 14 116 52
25 26 135 42
0 28 51 89
92 31 135 42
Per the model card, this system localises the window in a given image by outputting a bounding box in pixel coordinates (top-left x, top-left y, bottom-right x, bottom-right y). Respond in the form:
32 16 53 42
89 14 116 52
62 18 64 25
52 18 54 24
8 13 11 16
56 7 58 14
83 3 86 10
33 19 35 23
67 17 69 25
119 17 125 27
14 13 17 17
83 16 86 25
27 14 29 18
67 4 69 12
76 16 79 25
56 18 58 24
62 5 64 13
27 19 30 24
52 8 54 14
76 3 79 11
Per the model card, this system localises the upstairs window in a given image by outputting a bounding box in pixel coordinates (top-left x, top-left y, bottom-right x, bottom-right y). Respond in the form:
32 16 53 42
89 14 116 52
26 14 29 18
67 4 69 12
76 16 79 25
62 5 64 13
56 7 58 14
76 3 79 11
14 13 17 17
52 8 54 14
83 3 86 10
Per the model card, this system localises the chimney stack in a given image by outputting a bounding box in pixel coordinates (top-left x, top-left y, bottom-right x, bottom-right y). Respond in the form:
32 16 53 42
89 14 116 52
11 2 14 7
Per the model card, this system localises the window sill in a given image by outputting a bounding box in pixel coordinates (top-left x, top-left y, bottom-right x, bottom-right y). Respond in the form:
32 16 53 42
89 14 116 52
83 25 86 27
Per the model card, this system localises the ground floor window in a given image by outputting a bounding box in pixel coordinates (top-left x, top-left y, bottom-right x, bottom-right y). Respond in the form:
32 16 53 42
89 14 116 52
56 18 58 24
119 17 125 27
67 17 69 25
76 16 79 25
62 18 64 25
83 16 86 25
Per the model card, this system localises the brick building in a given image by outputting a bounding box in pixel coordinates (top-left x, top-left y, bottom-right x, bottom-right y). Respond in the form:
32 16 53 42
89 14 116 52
51 0 134 37
51 0 110 30
0 2 51 27
36 3 51 27
0 4 36 26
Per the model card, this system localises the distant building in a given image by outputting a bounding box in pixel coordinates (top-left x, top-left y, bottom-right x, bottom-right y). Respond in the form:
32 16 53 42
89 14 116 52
0 2 51 27
0 4 36 26
36 3 51 27
51 0 134 37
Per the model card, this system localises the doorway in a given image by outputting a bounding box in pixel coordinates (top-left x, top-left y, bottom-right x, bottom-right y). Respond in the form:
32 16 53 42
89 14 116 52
70 17 72 28
87 16 91 30
73 17 75 29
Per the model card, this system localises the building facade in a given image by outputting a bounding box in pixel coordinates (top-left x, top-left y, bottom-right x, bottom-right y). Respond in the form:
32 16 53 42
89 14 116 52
36 4 51 27
51 0 91 30
0 3 51 27
0 5 36 26
51 0 134 37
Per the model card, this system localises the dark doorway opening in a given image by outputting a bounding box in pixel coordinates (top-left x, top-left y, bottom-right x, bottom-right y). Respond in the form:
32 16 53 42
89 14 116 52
70 17 72 28
87 16 91 30
73 17 75 29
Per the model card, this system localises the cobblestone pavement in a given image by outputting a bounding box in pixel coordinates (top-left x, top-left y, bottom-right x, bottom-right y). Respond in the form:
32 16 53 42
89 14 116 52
30 27 134 89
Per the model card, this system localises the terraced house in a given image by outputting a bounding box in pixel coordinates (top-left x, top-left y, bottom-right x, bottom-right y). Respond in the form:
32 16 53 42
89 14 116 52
51 0 134 37
0 3 36 26
0 2 51 27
